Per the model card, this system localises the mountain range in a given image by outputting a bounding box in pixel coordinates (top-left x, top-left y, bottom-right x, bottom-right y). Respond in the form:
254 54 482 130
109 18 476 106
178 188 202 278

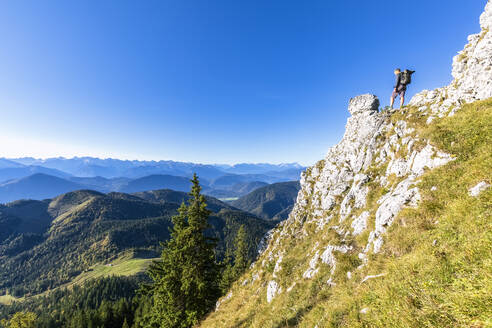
6 157 303 180
0 158 304 203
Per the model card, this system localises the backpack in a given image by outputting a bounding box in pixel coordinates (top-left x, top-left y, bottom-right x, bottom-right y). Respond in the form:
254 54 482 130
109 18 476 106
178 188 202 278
400 69 415 85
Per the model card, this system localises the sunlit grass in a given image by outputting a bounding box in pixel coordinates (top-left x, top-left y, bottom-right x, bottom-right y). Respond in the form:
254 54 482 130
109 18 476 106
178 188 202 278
66 256 156 288
0 295 23 306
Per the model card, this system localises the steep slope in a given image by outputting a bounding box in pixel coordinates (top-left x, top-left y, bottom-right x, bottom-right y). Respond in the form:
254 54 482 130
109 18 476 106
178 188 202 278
47 189 105 217
232 181 301 220
0 174 85 204
0 189 275 298
202 3 492 327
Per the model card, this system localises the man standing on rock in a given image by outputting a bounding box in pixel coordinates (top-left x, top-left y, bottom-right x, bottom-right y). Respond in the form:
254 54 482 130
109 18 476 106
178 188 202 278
390 68 414 109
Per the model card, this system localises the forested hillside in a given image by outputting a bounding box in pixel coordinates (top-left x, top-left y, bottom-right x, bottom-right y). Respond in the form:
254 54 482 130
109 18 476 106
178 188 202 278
0 188 274 298
232 181 300 220
1 276 141 328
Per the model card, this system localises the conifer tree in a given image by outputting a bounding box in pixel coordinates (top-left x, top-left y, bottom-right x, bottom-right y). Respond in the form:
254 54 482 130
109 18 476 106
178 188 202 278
145 174 220 328
219 248 235 293
232 225 250 277
219 225 251 292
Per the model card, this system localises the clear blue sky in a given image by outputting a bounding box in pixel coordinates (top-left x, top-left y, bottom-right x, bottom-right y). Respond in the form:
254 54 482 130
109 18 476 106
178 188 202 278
0 1 486 165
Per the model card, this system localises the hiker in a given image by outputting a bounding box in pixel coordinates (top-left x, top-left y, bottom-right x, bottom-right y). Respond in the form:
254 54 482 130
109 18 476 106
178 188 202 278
390 68 415 109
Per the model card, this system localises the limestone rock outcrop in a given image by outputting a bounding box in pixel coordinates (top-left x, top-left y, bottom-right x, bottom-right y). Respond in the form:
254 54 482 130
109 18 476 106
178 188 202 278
468 181 490 197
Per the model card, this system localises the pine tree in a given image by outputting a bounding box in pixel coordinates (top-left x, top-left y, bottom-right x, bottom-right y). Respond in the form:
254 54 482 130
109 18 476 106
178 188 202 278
232 225 250 277
145 174 221 328
219 225 251 292
122 318 129 328
219 249 235 293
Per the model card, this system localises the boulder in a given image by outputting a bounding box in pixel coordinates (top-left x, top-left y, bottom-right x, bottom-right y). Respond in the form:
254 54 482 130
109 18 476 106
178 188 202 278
348 94 379 115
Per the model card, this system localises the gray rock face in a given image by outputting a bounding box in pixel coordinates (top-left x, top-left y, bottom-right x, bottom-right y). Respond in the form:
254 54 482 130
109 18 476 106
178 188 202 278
215 291 232 311
302 245 351 279
351 211 369 235
348 94 380 115
266 280 280 303
367 177 421 253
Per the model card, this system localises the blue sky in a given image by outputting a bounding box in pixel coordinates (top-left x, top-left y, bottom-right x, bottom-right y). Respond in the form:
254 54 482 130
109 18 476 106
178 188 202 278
0 1 486 165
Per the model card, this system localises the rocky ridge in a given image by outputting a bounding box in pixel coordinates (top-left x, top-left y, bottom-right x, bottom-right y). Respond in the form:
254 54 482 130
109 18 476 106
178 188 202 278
209 1 492 316
258 90 457 304
410 1 492 120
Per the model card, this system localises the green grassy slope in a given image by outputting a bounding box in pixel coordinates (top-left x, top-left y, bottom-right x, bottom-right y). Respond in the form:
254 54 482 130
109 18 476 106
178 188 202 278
0 295 22 306
64 256 155 288
200 99 492 328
